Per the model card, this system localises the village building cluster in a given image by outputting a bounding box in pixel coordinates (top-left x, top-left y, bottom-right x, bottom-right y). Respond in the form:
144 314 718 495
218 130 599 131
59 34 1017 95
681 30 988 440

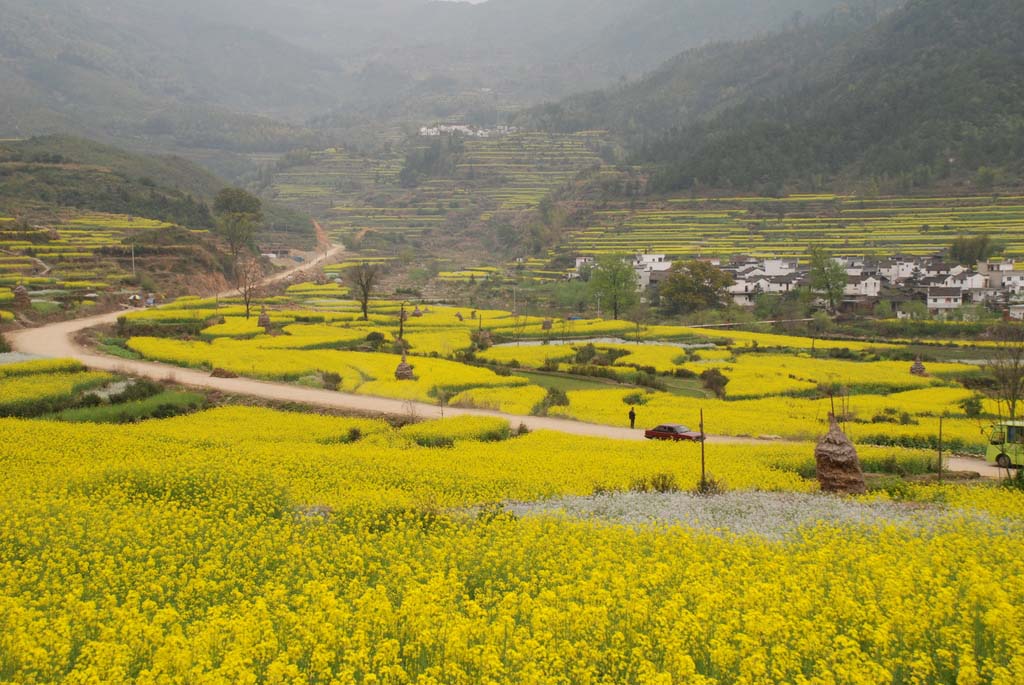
418 124 520 138
574 253 1024 319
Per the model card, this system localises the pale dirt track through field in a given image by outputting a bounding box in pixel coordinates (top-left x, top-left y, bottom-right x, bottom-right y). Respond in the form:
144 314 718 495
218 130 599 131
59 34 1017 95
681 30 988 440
6 240 1004 478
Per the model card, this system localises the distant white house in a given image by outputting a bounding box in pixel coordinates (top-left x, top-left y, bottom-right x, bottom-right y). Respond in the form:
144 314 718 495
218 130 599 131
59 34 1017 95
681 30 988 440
944 271 989 291
419 124 519 138
845 275 882 299
927 287 964 315
632 254 673 290
763 258 799 277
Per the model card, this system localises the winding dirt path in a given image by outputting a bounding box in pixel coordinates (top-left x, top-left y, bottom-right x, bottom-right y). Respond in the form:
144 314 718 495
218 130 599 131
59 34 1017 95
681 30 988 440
5 241 1004 478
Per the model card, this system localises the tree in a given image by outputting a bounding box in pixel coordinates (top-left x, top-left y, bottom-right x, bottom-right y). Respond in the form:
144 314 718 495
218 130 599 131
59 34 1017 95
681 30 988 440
626 302 652 343
235 253 264 319
987 323 1024 421
346 262 383 321
213 188 263 273
809 249 846 312
950 235 997 266
214 188 262 217
900 300 929 320
658 261 733 315
589 255 638 319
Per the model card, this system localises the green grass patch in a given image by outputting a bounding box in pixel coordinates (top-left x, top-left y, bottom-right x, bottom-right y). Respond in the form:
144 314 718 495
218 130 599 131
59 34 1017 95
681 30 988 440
49 391 207 423
514 370 621 393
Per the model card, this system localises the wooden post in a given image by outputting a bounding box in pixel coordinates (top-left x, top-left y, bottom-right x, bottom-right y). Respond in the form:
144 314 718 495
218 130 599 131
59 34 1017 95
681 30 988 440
937 415 944 483
700 408 706 488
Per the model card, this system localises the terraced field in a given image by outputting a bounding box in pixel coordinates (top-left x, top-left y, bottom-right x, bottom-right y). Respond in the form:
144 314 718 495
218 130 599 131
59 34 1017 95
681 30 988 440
264 133 605 250
453 131 604 210
565 194 1024 258
0 212 193 319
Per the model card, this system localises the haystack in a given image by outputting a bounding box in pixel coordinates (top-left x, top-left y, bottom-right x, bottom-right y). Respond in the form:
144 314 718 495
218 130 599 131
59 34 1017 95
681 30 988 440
814 414 866 495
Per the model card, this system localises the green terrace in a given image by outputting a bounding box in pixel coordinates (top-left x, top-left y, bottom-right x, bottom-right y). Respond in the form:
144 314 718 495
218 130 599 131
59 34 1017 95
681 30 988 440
564 195 1024 258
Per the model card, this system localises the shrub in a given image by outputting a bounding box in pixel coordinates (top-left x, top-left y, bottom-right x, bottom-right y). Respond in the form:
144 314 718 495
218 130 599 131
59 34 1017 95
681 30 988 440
695 475 727 496
575 343 598 364
700 368 729 399
622 391 649 406
533 387 570 416
633 372 667 391
322 371 342 391
959 395 984 418
630 472 680 493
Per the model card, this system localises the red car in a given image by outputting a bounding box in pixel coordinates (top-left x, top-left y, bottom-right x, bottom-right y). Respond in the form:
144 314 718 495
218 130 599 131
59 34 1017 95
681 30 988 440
644 424 703 442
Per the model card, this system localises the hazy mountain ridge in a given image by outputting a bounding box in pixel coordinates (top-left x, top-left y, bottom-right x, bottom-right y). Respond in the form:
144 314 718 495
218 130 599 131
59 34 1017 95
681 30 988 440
516 3 893 140
0 0 855 154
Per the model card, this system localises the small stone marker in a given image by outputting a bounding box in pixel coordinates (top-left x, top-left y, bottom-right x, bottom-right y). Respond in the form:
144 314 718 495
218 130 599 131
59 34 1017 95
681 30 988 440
542 318 553 331
814 414 866 495
910 357 928 377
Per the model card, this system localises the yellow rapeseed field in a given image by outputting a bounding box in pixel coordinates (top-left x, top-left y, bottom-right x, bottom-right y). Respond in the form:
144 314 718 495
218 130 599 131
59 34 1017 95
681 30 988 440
1 405 1023 683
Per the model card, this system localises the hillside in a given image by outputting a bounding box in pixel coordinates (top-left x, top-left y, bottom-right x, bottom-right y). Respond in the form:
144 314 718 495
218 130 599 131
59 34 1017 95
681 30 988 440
642 0 1024 191
517 2 894 140
0 0 854 157
0 137 222 228
0 136 311 242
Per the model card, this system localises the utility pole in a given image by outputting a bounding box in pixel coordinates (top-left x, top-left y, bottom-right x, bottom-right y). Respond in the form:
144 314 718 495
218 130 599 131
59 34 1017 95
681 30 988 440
937 415 944 483
596 293 602 318
700 408 707 490
131 243 136 277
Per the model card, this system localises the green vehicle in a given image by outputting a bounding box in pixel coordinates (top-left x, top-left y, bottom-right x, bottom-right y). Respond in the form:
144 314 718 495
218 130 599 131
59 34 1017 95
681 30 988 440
987 421 1024 468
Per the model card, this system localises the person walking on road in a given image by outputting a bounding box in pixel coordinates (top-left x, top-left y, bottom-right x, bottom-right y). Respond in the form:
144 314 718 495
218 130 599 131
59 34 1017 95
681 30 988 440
628 406 636 429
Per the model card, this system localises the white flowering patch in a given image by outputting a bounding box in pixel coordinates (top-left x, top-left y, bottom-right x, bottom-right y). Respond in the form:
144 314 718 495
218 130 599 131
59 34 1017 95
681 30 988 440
506 491 1004 541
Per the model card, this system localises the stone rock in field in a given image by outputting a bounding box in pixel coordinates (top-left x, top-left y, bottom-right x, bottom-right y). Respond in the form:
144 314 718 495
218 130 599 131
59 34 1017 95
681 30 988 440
258 306 272 333
12 285 31 310
814 414 867 495
910 358 928 377
210 368 239 379
395 352 415 381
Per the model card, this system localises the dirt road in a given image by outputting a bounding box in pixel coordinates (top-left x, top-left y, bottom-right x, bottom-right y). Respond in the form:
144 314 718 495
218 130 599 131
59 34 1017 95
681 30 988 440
5 241 1004 478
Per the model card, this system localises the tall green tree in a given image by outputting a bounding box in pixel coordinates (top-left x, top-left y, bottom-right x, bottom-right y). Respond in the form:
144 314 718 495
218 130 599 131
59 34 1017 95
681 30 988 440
213 188 263 275
658 261 733 315
809 249 846 312
589 255 638 320
950 235 997 266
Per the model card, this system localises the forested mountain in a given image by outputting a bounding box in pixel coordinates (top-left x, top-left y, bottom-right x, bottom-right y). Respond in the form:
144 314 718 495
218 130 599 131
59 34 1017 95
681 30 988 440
0 136 308 237
517 3 895 141
0 0 853 156
638 0 1024 191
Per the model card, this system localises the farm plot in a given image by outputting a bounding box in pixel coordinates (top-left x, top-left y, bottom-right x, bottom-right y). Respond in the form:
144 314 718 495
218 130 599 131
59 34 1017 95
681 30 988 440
2 394 1023 683
119 292 991 452
265 132 606 252
0 212 180 308
564 194 1024 259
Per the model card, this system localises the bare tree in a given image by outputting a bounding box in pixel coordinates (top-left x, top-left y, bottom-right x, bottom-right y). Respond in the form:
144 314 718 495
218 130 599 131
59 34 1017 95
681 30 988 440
346 262 383 321
987 323 1024 420
236 253 264 319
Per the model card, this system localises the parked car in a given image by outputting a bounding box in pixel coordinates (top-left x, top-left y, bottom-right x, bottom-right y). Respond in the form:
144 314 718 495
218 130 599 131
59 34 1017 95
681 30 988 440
644 424 702 442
